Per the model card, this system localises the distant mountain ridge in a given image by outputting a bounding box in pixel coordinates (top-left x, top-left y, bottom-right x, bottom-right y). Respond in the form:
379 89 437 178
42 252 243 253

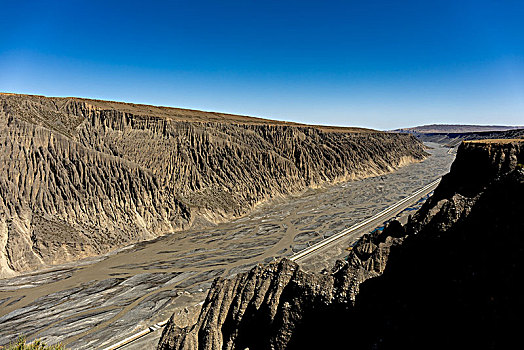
391 124 524 147
393 124 524 134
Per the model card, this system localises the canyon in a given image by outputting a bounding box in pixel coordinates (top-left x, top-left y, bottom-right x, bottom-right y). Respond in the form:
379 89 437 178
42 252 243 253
158 139 524 349
0 143 452 349
393 124 524 147
0 93 426 277
3 93 520 349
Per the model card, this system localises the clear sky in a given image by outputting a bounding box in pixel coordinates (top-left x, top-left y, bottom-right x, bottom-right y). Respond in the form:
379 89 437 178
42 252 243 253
1 0 523 130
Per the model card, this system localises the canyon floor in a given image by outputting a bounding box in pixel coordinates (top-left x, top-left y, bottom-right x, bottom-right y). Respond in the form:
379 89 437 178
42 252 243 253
0 143 454 349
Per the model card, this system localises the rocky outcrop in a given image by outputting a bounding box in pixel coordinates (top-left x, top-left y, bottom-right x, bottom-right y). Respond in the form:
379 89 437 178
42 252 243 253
157 258 363 350
156 226 404 350
158 139 524 349
349 139 524 349
0 93 426 276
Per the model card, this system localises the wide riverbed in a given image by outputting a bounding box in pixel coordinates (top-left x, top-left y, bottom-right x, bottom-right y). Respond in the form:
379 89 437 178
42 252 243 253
0 143 454 349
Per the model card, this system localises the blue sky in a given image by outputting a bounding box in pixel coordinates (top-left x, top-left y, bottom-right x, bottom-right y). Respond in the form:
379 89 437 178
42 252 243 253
1 0 523 129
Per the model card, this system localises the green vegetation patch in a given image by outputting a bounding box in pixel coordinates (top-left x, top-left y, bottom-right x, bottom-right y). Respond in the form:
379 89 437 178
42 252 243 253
0 336 65 350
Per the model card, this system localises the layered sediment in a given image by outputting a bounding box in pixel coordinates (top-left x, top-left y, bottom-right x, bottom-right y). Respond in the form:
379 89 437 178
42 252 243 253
158 139 524 349
0 93 426 276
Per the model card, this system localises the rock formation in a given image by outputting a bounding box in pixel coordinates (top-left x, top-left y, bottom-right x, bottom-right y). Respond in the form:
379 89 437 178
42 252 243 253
158 139 524 349
0 93 426 276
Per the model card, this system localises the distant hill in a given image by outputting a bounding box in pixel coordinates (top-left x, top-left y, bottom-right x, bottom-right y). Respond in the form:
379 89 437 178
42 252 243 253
392 124 524 147
393 124 524 134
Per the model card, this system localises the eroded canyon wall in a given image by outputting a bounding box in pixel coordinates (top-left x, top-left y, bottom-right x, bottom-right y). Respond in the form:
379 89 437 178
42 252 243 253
0 93 426 276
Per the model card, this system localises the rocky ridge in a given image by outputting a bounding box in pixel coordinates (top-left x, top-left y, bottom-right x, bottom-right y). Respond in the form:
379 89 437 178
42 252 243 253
158 139 524 349
396 126 524 147
393 124 524 134
0 93 426 276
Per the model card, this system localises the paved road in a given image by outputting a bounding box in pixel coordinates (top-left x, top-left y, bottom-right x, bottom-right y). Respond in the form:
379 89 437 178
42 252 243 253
292 179 440 263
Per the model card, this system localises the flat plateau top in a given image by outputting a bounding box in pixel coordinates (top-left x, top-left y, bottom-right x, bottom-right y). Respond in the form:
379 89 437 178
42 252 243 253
1 92 377 133
465 138 524 144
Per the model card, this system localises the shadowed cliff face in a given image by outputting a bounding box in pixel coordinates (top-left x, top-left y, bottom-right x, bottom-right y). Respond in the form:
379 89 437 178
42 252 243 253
0 94 426 276
350 140 524 349
158 140 524 350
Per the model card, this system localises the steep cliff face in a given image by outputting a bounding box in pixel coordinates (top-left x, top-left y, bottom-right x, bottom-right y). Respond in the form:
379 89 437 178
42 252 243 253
0 93 426 276
350 140 524 349
158 140 524 349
